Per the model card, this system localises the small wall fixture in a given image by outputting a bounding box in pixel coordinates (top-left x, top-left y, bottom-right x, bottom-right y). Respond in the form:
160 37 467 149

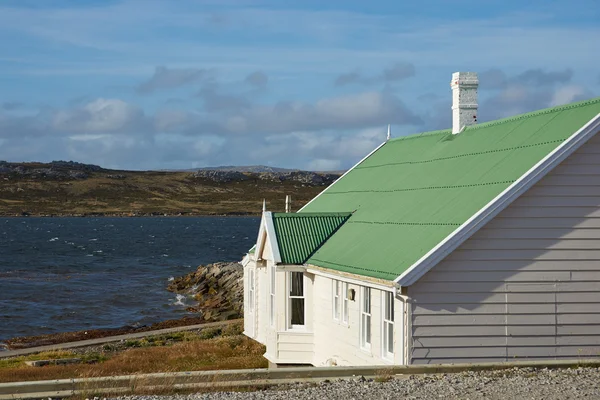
348 288 356 301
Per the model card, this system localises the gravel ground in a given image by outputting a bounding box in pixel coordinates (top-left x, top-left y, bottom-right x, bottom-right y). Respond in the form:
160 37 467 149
109 367 600 400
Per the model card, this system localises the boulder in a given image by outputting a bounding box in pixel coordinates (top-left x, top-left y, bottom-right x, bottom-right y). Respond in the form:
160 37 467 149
167 262 243 322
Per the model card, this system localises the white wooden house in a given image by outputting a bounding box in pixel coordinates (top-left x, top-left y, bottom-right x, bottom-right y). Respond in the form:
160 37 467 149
242 72 600 366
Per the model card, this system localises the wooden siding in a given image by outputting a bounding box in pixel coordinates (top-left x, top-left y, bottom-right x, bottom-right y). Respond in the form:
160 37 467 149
311 274 406 366
276 332 314 363
410 132 600 364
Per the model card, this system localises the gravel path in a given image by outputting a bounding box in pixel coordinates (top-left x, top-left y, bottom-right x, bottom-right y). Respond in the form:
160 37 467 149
110 366 600 400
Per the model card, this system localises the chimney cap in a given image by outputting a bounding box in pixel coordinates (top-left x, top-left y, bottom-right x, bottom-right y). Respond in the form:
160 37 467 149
451 72 479 88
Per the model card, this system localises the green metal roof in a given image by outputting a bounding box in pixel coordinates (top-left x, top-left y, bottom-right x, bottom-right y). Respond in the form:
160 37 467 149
301 97 600 280
272 212 351 264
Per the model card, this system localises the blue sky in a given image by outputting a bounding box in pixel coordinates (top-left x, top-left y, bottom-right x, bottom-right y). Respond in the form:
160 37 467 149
0 0 599 170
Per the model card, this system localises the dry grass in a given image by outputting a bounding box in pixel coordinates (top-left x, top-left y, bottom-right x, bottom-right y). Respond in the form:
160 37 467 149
0 332 267 383
0 171 331 216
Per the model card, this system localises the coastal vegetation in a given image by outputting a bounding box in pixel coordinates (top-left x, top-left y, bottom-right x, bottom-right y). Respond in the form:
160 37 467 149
0 321 267 383
0 161 340 216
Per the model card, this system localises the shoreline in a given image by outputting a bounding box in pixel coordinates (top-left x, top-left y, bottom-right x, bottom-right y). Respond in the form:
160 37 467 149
2 262 244 351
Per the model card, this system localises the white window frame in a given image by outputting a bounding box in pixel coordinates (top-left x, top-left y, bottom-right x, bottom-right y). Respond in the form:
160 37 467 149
270 264 275 327
333 280 341 321
248 268 255 313
288 271 305 329
360 286 371 351
382 291 394 361
342 282 349 324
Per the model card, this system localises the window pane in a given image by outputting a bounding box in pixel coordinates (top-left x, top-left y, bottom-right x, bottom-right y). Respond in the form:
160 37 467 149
385 292 394 320
270 294 274 325
363 288 370 313
334 296 339 318
387 323 394 353
290 272 303 296
343 284 349 323
291 298 305 325
270 266 275 292
366 315 371 344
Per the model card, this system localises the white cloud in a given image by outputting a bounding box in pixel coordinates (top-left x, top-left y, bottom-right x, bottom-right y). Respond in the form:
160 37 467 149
308 158 341 171
53 98 145 133
551 85 590 106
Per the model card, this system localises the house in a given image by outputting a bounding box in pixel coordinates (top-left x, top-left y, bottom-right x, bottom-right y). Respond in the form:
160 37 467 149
241 72 600 367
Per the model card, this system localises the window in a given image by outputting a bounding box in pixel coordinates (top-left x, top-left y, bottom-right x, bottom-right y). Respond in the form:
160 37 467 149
382 291 394 360
333 280 350 324
270 264 275 326
333 280 341 320
288 271 305 327
342 282 349 324
248 269 255 313
360 287 371 350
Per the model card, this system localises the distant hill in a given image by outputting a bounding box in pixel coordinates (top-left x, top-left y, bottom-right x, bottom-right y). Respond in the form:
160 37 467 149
193 165 299 173
0 160 343 216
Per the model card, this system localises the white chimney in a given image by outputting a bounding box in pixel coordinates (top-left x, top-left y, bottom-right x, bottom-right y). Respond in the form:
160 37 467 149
451 72 478 134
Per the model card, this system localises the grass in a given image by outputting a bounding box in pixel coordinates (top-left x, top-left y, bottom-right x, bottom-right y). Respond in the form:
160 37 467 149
0 323 267 383
0 170 332 216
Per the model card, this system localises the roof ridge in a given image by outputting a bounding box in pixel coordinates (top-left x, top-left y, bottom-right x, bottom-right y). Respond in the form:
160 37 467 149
389 96 600 142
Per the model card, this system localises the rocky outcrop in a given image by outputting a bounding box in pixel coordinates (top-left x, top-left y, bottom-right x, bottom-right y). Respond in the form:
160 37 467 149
191 170 340 186
167 262 243 322
192 170 250 183
0 160 103 180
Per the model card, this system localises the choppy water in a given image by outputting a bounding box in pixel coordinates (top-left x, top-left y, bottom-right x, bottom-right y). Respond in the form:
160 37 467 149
0 217 259 343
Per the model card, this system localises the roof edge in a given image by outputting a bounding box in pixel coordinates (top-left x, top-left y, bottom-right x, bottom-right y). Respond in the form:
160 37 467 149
272 212 353 218
396 112 600 286
298 141 387 212
264 211 282 264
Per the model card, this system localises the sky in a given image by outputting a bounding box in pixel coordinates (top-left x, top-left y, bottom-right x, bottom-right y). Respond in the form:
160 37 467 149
0 0 599 171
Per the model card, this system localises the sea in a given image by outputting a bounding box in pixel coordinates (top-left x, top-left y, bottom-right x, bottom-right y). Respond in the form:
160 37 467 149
0 217 260 344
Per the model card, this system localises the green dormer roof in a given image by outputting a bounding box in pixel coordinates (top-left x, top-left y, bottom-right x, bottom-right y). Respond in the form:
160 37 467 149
272 212 351 264
300 97 600 280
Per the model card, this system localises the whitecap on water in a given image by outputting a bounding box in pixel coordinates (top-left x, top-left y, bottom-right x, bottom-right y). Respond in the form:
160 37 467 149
89 238 98 241
93 250 103 253
49 237 59 242
173 294 186 306
168 276 174 282
162 254 169 257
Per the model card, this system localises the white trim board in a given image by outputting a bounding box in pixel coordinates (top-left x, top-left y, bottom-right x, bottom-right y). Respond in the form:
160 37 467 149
255 213 267 261
298 141 387 212
264 212 282 264
396 112 600 286
306 266 394 291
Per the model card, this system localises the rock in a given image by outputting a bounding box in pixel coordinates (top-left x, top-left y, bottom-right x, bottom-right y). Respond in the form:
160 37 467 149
167 262 243 322
191 170 250 183
190 169 340 186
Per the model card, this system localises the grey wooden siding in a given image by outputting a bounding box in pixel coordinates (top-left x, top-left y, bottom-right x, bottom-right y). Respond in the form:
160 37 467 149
409 132 600 364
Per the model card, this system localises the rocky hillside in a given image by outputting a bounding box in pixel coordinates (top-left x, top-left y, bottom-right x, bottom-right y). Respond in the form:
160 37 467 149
0 160 341 216
167 262 243 321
